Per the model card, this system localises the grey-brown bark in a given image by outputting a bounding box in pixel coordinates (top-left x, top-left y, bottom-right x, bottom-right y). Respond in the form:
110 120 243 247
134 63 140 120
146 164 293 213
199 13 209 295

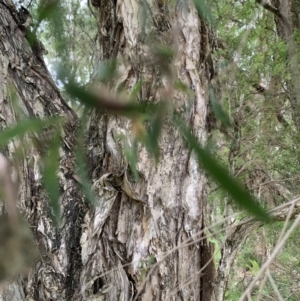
81 0 215 300
0 0 216 301
0 0 84 300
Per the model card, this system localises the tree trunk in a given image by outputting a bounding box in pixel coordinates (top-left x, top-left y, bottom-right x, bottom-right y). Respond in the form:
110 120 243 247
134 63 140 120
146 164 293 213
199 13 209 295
271 0 300 130
0 0 215 300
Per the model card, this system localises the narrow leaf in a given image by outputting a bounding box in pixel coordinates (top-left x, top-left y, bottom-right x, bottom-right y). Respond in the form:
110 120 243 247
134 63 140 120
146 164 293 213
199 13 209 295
36 0 60 25
94 60 117 83
64 82 139 115
42 134 61 225
123 140 140 181
175 117 270 221
143 112 163 162
192 0 215 25
209 88 231 127
130 81 142 100
63 80 163 118
0 117 62 147
75 110 95 205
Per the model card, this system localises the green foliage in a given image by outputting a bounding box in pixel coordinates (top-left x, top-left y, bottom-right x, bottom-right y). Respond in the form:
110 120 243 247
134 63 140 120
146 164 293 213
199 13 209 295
208 0 300 298
0 117 63 147
93 60 117 84
207 235 222 264
122 139 139 180
41 133 61 225
227 224 300 300
209 87 231 127
21 0 97 86
245 259 260 275
192 0 215 25
75 110 95 206
139 255 156 281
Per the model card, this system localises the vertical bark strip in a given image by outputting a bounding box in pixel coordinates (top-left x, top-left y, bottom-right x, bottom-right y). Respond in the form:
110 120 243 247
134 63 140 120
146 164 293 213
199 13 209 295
83 0 215 300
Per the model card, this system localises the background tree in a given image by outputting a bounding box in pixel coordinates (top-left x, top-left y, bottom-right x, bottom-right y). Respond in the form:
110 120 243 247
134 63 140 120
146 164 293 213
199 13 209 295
210 0 300 300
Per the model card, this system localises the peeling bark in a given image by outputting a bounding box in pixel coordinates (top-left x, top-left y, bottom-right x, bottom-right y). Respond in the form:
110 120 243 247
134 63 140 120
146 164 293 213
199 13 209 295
83 0 215 300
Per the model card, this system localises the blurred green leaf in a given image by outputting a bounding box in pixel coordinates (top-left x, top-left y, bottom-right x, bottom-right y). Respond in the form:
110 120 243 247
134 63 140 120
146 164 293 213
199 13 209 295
63 80 164 118
94 60 117 83
0 117 62 147
42 133 61 225
75 110 95 205
175 116 271 221
174 80 189 92
153 44 174 60
130 81 142 100
209 88 231 127
192 0 215 25
36 0 60 26
123 140 140 181
151 44 174 74
143 112 163 162
64 82 139 115
147 255 156 265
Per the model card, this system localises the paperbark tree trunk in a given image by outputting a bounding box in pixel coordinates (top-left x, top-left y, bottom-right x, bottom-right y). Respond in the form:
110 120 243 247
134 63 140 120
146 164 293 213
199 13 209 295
0 0 216 300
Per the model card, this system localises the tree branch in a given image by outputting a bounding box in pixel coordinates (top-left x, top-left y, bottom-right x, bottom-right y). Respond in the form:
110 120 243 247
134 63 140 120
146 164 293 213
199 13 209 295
256 0 290 28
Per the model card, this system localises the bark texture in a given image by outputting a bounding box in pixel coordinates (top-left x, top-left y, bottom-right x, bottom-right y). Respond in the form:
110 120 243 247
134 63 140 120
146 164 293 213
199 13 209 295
0 1 84 300
82 0 215 300
0 0 216 300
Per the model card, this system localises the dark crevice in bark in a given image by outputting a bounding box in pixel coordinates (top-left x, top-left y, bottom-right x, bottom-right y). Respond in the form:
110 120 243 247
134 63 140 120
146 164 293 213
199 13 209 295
87 112 108 180
64 194 87 300
200 219 215 300
125 269 137 299
92 276 104 294
156 0 170 32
